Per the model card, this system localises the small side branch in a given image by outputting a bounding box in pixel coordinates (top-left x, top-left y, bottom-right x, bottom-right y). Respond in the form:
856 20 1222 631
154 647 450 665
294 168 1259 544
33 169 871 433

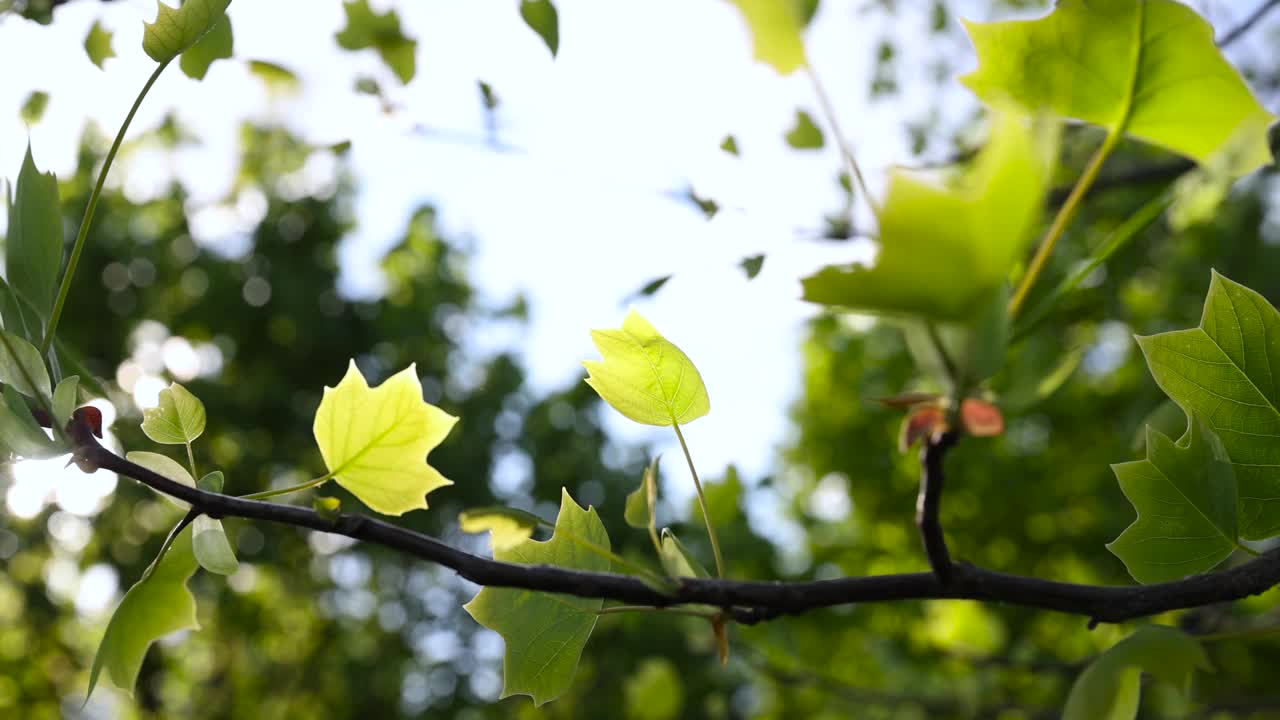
917 431 958 584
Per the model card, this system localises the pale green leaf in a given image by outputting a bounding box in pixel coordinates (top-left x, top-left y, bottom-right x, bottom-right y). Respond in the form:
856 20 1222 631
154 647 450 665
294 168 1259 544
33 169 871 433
126 450 195 508
1168 118 1273 230
197 470 223 492
313 361 457 516
659 528 709 579
802 113 1056 321
52 375 78 429
0 386 58 459
1064 626 1209 720
84 19 116 69
519 0 559 57
0 330 51 399
459 506 541 551
9 142 63 321
141 382 206 445
1137 271 1280 539
178 13 233 80
583 309 710 426
247 60 300 94
314 496 341 520
624 457 659 530
335 0 417 84
961 0 1275 172
1107 415 1238 583
623 657 685 720
193 514 238 575
143 0 233 64
784 109 823 149
87 524 199 699
20 91 49 125
725 0 808 75
464 489 609 706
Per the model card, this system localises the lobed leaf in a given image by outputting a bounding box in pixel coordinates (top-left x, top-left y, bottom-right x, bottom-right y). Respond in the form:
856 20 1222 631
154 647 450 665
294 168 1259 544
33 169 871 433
141 382 206 445
464 489 609 706
725 0 807 75
335 0 417 84
583 309 710 426
143 0 233 64
84 19 116 69
1063 626 1209 720
179 13 233 80
313 361 457 516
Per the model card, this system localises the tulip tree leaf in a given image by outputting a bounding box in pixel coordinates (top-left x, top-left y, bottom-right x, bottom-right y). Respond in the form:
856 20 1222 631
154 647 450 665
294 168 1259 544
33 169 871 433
726 0 808 75
87 524 200 699
459 506 542 551
624 457 659 530
961 0 1275 173
143 0 233 64
141 382 206 445
784 109 824 149
801 113 1056 321
335 0 417 84
52 375 79 429
0 330 51 399
20 92 49 125
464 489 610 706
0 386 58 459
584 310 710 426
126 451 196 508
179 13 232 80
519 0 559 57
659 529 709 579
1063 626 1209 720
84 20 116 69
9 143 62 321
193 514 238 575
313 361 458 516
1137 271 1280 539
1107 415 1238 584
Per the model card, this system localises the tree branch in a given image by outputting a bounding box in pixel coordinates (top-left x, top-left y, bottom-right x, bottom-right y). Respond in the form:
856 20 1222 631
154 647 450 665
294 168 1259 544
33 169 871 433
1219 0 1280 47
916 431 957 584
63 417 1280 627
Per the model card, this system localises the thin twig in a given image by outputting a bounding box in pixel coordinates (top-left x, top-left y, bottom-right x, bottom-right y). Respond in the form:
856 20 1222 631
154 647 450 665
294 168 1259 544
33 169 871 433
917 431 958 584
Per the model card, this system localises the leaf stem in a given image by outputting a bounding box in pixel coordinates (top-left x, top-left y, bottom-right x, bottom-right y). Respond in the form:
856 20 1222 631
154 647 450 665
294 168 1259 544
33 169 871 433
141 509 197 583
1008 125 1124 320
673 422 725 578
185 441 198 481
1236 541 1262 558
41 60 171 355
804 64 881 220
597 604 717 619
240 472 333 501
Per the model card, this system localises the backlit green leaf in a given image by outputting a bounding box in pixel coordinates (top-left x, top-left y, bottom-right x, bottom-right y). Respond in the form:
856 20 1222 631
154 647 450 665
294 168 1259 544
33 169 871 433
247 60 301 94
739 254 765 280
336 0 417 84
1137 271 1280 539
20 91 49 125
961 0 1275 173
143 0 233 64
784 109 824 149
519 0 559 57
801 113 1056 321
87 524 199 699
52 375 78 429
725 0 807 75
1063 626 1209 720
84 20 116 69
464 489 609 706
313 361 457 516
179 13 232 80
583 309 710 426
623 657 685 720
197 470 223 493
1107 415 1238 584
126 451 196 508
0 386 58 459
459 506 542 551
9 143 63 321
659 528 709 579
193 514 238 575
0 330 51 399
624 457 659 530
141 382 206 445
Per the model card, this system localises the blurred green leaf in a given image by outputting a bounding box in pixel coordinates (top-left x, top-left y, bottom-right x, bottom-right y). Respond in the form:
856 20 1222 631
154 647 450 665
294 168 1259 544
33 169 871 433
519 0 559 57
659 528 709 578
784 109 824 149
84 19 115 69
583 309 710 426
141 382 206 445
197 470 224 493
143 0 233 64
624 658 685 720
739 254 765 280
20 91 48 125
247 60 301 94
9 143 63 321
51 374 78 429
459 506 541 551
336 0 417 84
625 457 659 531
720 134 739 156
0 330 50 399
179 13 233 80
726 0 807 74
1063 626 1209 720
193 514 238 575
126 450 196 508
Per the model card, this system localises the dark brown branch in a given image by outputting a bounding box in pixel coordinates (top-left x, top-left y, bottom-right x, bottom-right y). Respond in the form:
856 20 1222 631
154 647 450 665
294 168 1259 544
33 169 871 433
916 431 957 584
1219 0 1280 47
63 418 1280 626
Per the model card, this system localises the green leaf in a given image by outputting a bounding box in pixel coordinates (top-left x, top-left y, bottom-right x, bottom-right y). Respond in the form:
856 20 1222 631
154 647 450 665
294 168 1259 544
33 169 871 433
87 523 199 699
623 657 685 720
178 13 232 80
459 506 542 551
313 361 458 516
0 273 41 343
126 450 196 508
1137 271 1280 539
247 60 301 94
20 91 49 125
720 135 739 156
784 109 824 149
1107 415 1238 584
143 0 233 64
0 386 58 459
314 496 341 520
519 0 559 57
659 528 709 579
961 0 1275 173
192 514 238 575
1063 626 1209 720
583 310 710 426
84 19 116 69
464 489 609 706
1167 119 1272 230
739 254 765 280
725 0 807 75
52 375 78 429
141 382 206 445
335 0 417 84
801 113 1056 321
0 330 51 399
197 470 223 493
624 457 659 530
9 143 63 321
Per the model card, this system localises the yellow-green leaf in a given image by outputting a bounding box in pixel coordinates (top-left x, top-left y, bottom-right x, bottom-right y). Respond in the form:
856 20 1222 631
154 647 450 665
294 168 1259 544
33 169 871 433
725 0 808 75
624 457 659 530
87 524 199 699
459 506 541 551
52 375 79 429
802 113 1057 321
143 0 233 64
193 514 238 575
312 361 457 516
84 19 116 69
0 330 51 399
335 0 417 84
961 0 1275 173
583 310 710 426
659 528 709 579
20 91 49 125
1063 626 1209 720
178 12 233 80
9 142 63 321
464 489 609 706
141 382 206 445
126 451 196 508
